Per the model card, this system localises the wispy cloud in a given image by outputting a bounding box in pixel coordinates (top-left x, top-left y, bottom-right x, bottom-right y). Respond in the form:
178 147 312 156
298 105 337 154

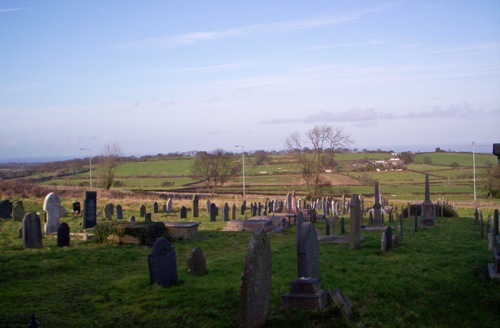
120 2 399 49
262 105 500 125
0 7 31 13
177 62 256 74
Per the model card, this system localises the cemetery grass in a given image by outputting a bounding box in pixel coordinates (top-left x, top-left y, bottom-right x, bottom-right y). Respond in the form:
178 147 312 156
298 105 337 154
1 212 500 327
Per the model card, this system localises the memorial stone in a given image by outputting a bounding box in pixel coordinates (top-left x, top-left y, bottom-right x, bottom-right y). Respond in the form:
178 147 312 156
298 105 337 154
297 222 319 279
421 174 435 226
166 198 173 213
83 191 97 229
153 202 159 214
187 246 206 276
72 202 81 214
232 203 237 220
22 213 43 249
210 203 217 222
239 229 272 328
116 205 123 220
43 192 61 234
144 213 152 222
223 202 229 222
104 203 114 220
373 181 383 225
129 215 136 222
148 237 178 287
349 194 362 249
57 222 70 247
0 199 12 219
13 202 25 222
192 195 199 217
140 205 146 217
180 206 187 219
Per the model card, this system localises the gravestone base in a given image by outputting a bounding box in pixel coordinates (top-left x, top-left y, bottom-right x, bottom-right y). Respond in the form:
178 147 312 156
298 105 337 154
281 277 329 311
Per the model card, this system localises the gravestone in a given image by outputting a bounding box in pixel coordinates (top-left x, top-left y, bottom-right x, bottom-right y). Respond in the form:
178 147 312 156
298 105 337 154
373 181 383 225
349 194 362 250
153 202 159 214
0 199 12 219
166 198 173 214
232 203 237 220
381 232 387 253
180 206 187 219
83 191 97 229
116 205 123 220
239 229 272 328
494 209 499 236
140 205 146 217
223 203 229 222
192 195 199 218
385 226 392 252
340 217 345 234
13 202 25 222
22 213 43 249
474 208 479 225
162 204 167 213
206 199 212 213
129 215 135 222
148 237 178 287
57 222 70 247
104 203 114 220
43 192 61 234
421 174 435 227
72 201 81 214
210 203 217 222
297 222 320 279
144 213 152 223
187 246 206 276
325 220 330 236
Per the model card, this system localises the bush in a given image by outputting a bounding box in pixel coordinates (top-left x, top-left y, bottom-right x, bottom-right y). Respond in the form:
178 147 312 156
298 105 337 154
449 162 459 168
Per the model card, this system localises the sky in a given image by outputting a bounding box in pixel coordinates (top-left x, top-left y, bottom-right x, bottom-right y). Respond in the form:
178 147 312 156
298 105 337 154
1 0 499 162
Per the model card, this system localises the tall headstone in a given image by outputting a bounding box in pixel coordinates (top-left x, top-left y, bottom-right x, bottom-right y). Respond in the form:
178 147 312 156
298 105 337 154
474 208 479 225
153 202 159 214
340 217 345 234
187 246 206 276
148 237 178 287
286 193 292 212
144 213 152 223
22 213 43 249
232 203 237 220
140 204 146 217
180 206 187 219
192 195 199 218
57 222 70 247
210 203 217 222
239 229 272 328
349 194 362 249
421 174 435 227
162 203 167 213
83 191 97 229
223 202 230 222
166 198 173 214
297 222 319 279
384 226 392 252
116 205 123 220
373 181 383 225
206 199 211 213
43 192 61 234
13 202 25 222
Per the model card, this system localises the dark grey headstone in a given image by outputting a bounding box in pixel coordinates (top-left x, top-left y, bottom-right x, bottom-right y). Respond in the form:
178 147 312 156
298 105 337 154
325 220 330 236
129 215 135 222
192 195 199 217
104 203 114 220
297 222 319 279
144 213 152 223
239 229 272 328
153 202 159 213
340 217 345 234
116 205 123 220
13 202 25 222
187 246 206 276
83 191 97 229
494 209 499 236
0 199 12 219
148 237 178 287
421 174 435 226
57 222 70 247
223 202 229 222
22 213 43 249
232 203 237 220
349 194 362 249
385 226 392 251
180 206 187 219
140 204 146 217
210 203 217 222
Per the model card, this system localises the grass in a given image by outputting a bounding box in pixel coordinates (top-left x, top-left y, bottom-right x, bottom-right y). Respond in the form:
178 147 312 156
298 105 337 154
1 201 499 327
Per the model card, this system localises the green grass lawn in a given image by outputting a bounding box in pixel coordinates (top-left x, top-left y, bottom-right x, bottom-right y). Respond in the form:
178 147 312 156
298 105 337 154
1 207 499 327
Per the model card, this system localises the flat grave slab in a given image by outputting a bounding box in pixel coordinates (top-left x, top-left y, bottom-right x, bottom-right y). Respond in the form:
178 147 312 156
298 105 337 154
164 221 201 240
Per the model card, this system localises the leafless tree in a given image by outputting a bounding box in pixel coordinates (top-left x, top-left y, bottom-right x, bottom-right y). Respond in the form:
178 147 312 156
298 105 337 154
190 149 239 194
98 141 123 189
286 125 353 196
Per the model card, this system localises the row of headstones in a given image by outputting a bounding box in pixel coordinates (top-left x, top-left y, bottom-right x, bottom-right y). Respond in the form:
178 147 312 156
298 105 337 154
19 212 70 249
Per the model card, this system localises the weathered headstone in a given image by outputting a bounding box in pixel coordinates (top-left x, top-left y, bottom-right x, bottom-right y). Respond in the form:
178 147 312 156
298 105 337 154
239 229 272 328
13 202 25 222
373 181 383 225
129 215 136 222
494 209 499 236
166 198 173 214
140 204 146 217
116 205 123 220
148 237 178 287
180 206 187 219
192 195 199 218
349 194 362 250
57 222 70 247
104 203 114 220
187 246 206 276
210 203 217 222
144 213 152 223
153 202 159 214
43 192 61 234
83 191 97 229
297 222 319 279
223 202 230 222
232 203 237 220
421 174 435 227
162 203 167 213
22 213 43 249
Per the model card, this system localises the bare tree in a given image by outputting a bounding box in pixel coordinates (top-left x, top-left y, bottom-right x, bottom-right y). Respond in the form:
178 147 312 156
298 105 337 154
98 141 123 189
286 125 353 196
190 149 239 193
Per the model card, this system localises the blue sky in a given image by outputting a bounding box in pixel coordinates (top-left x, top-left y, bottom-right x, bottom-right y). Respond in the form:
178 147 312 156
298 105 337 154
1 0 499 161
